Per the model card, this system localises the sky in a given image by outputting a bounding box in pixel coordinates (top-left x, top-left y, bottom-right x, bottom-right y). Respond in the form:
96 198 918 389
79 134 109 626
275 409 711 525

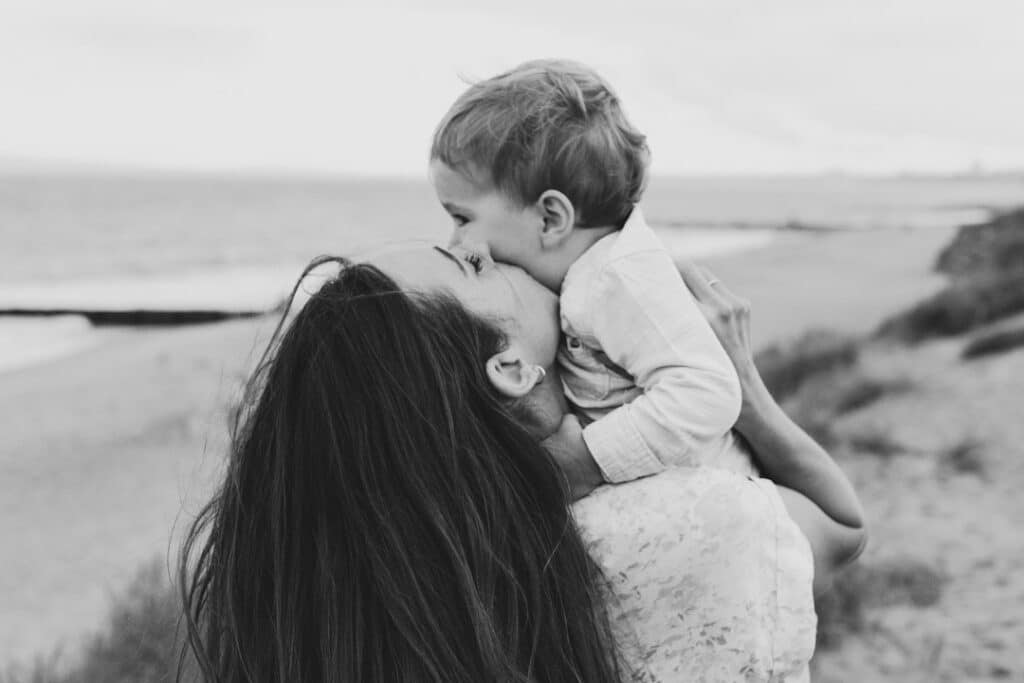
1 0 1022 176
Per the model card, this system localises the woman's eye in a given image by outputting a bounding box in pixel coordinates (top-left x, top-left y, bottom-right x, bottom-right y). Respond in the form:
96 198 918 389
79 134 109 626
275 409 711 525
462 252 485 273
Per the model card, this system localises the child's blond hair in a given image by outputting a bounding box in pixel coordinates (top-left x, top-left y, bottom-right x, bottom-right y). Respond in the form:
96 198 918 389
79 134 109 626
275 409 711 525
431 59 649 229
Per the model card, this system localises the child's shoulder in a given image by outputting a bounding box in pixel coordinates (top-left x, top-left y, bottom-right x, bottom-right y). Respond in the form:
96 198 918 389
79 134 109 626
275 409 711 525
583 207 678 284
568 207 663 279
604 207 665 261
561 207 685 323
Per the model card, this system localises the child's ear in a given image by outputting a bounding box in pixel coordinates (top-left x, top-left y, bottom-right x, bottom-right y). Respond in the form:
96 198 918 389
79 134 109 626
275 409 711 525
535 190 576 250
485 347 547 398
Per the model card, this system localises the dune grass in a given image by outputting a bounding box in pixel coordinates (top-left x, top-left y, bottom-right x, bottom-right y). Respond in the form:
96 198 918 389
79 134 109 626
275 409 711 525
879 208 1024 344
816 556 946 650
938 437 988 478
760 333 914 455
936 207 1024 278
831 375 913 415
2 559 187 683
844 430 906 458
962 324 1024 360
753 329 860 401
876 271 1024 344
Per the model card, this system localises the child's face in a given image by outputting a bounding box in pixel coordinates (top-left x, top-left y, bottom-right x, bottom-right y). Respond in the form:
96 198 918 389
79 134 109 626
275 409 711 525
430 160 542 273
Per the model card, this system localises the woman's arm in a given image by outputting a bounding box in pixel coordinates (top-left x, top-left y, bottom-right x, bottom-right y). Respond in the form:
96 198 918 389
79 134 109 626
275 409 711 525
678 263 868 595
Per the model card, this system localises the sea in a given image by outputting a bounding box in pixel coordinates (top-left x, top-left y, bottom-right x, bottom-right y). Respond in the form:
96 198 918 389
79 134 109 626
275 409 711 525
1 171 1023 374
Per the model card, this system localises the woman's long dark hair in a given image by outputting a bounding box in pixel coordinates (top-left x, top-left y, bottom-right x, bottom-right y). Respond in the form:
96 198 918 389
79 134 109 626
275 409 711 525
179 257 623 682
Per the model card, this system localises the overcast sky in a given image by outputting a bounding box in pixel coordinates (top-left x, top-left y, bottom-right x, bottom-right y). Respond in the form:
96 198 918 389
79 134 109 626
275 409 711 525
2 0 1022 176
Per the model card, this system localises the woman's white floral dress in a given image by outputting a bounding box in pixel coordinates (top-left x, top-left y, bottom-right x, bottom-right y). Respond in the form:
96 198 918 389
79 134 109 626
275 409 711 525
574 467 817 682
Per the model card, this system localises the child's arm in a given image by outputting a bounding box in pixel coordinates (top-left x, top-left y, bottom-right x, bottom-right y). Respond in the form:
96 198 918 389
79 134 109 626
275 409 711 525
580 250 742 483
541 414 603 500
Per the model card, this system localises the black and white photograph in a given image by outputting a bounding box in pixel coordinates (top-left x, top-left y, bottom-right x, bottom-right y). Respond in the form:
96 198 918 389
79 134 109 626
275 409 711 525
1 1 1022 681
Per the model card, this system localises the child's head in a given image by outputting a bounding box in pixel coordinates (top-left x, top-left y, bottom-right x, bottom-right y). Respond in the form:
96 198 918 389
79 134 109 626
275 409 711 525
430 59 649 288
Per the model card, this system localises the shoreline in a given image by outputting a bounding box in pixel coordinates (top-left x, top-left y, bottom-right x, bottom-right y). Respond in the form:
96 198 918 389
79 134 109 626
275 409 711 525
698 224 956 346
0 308 266 326
0 223 780 377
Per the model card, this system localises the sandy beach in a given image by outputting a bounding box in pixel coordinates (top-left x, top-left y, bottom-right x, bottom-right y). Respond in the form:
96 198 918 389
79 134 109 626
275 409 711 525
810 328 1024 682
3 221 1020 680
0 318 272 663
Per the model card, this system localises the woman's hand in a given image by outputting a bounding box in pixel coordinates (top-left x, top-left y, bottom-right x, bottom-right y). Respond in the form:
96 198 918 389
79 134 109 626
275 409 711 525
677 262 771 432
677 262 754 367
679 261 867 593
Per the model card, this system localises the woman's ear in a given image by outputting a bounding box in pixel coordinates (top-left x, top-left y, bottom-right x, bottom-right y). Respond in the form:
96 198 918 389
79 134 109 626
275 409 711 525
535 190 576 250
485 347 547 398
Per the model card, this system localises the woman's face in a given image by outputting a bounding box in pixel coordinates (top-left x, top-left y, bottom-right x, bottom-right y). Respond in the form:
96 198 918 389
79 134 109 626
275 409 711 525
368 245 561 370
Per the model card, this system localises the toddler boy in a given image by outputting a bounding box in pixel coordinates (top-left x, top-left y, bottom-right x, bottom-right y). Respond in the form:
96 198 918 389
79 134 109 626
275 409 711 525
429 59 755 496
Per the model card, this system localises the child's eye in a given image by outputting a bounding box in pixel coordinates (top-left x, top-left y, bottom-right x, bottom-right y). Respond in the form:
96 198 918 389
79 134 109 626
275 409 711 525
452 214 469 227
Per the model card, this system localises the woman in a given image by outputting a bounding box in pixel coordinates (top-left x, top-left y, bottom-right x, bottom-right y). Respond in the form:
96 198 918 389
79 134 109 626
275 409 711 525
179 246 866 682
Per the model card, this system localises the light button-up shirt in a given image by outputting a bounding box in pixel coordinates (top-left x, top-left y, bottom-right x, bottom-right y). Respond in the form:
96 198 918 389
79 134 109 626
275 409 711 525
559 207 749 482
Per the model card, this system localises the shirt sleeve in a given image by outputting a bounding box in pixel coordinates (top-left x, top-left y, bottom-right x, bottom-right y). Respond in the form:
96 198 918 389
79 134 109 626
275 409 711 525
581 249 742 483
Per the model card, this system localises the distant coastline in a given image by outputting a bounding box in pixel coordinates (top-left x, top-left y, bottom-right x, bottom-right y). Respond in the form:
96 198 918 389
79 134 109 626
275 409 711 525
0 308 265 326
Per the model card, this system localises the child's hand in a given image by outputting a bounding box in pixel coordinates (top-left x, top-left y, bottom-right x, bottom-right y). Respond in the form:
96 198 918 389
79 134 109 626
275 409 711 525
542 414 604 501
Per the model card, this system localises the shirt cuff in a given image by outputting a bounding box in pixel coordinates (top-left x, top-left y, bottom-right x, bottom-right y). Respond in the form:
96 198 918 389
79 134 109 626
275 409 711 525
582 409 665 483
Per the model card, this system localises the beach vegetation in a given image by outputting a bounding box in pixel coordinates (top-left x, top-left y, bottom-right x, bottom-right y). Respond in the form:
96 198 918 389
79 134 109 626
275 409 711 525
938 437 987 478
815 556 946 650
754 329 860 400
935 208 1024 278
845 429 905 458
879 208 1024 344
773 358 912 454
1 559 186 683
876 272 1024 343
962 324 1024 360
830 375 913 415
